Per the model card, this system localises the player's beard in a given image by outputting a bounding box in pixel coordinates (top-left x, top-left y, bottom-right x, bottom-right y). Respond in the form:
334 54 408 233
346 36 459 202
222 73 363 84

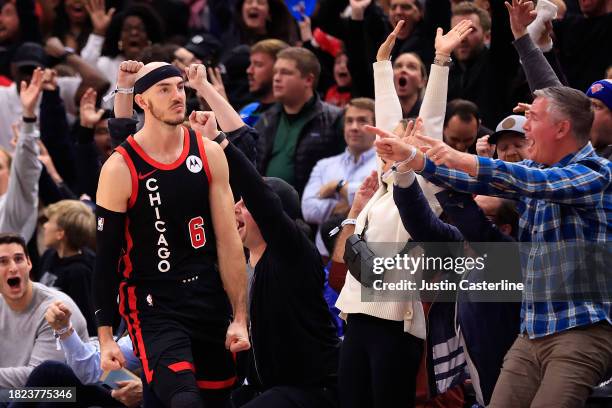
148 100 185 126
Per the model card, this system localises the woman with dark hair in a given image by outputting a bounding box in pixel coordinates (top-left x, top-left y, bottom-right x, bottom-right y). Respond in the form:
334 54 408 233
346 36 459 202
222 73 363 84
81 4 165 86
51 0 93 53
222 0 298 51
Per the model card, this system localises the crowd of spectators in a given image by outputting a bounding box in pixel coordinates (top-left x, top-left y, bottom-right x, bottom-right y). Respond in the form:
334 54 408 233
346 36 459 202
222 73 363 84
0 0 611 406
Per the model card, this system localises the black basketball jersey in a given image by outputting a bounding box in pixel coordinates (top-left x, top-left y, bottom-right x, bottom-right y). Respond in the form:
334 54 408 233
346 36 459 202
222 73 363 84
116 127 218 284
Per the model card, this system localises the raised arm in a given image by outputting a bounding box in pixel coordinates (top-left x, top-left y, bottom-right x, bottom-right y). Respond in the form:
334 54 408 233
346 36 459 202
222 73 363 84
75 88 106 198
419 20 474 140
375 126 612 204
46 37 111 104
374 21 404 132
204 138 250 353
0 69 43 241
188 65 245 133
191 110 306 256
39 69 77 188
80 0 115 66
506 0 562 91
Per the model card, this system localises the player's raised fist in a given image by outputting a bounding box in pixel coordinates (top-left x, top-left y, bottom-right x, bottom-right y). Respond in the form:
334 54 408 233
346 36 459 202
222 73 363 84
186 64 209 90
117 60 144 88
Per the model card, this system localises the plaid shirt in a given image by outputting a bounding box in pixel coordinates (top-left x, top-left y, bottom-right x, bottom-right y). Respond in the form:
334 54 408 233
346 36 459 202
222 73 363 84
418 143 612 338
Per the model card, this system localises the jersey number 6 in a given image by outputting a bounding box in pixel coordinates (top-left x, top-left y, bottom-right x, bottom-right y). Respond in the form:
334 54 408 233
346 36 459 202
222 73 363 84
189 216 206 249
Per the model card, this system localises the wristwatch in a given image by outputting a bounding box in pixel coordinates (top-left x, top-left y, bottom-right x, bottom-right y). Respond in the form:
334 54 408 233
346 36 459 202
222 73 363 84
433 55 452 67
213 132 227 144
335 179 346 193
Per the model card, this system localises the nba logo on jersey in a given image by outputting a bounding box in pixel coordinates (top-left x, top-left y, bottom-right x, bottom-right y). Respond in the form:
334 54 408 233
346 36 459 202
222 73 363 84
97 217 104 231
146 294 153 306
186 155 203 173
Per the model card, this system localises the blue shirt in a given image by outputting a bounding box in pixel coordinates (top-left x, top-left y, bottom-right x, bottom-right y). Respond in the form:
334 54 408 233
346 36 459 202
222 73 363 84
418 143 612 338
301 148 378 255
60 331 140 385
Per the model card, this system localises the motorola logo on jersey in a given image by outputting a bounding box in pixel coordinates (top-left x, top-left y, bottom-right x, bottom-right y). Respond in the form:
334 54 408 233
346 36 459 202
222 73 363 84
186 155 203 173
145 177 172 273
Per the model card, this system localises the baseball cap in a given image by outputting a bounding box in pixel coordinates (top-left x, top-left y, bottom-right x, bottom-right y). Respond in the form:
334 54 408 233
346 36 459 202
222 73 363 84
586 79 612 111
184 33 222 66
489 115 526 145
12 42 47 69
263 177 301 220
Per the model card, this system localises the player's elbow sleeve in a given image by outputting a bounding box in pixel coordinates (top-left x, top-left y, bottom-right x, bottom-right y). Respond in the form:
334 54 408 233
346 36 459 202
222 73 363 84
93 205 126 327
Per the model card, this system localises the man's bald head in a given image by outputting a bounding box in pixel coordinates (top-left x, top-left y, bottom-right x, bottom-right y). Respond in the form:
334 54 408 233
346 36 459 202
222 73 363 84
133 62 183 96
136 61 172 81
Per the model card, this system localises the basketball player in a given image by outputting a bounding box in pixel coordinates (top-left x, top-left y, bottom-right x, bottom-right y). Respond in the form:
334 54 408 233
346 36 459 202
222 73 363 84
93 61 249 408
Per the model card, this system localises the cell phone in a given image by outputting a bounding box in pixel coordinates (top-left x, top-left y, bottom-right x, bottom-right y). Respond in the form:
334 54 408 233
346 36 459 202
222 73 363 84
100 368 140 390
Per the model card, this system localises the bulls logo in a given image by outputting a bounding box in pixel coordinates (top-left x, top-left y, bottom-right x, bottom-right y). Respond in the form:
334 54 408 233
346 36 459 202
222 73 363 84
186 155 203 173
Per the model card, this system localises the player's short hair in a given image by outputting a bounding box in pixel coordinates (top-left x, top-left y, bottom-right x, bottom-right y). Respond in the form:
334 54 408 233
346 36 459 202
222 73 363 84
277 47 321 89
250 39 290 59
452 1 491 32
44 200 96 250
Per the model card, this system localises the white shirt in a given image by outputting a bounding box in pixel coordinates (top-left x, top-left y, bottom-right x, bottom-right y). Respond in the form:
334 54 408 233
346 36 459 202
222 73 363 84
0 77 81 151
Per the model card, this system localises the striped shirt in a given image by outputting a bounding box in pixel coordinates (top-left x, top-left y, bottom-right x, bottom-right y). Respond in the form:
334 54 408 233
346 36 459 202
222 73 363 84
417 143 612 338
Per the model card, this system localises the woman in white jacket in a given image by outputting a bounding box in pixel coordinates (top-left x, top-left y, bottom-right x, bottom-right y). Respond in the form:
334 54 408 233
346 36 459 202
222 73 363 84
333 20 474 408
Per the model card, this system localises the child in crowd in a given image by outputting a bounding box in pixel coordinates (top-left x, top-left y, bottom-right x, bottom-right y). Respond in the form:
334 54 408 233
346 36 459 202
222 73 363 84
39 200 97 335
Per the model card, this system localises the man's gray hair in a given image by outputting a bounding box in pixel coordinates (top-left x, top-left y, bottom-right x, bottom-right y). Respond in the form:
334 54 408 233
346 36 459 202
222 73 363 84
533 86 593 145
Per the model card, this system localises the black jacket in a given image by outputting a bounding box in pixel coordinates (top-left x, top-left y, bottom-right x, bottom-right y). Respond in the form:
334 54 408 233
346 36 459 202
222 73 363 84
39 248 97 336
553 13 612 92
254 96 344 195
225 141 340 390
447 0 519 128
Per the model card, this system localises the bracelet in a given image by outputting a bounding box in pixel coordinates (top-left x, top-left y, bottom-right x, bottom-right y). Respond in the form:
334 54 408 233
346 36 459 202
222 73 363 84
213 132 227 144
328 218 358 237
341 218 357 227
103 86 134 102
53 323 72 350
433 55 452 67
391 146 417 172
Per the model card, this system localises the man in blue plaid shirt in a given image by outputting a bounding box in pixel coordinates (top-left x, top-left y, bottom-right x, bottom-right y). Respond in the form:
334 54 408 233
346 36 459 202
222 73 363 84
371 85 612 407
